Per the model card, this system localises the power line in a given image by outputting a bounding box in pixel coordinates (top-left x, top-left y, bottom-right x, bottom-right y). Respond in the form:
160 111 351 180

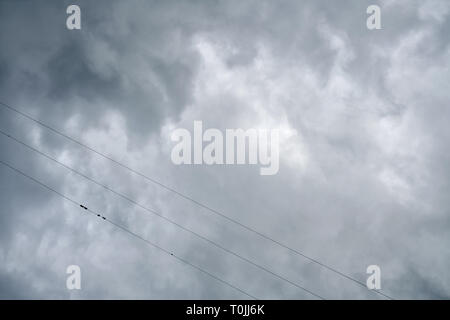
0 129 325 300
0 158 257 300
0 100 394 300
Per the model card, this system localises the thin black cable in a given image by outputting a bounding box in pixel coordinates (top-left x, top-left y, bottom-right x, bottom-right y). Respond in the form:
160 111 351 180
0 100 394 300
0 158 257 300
0 129 325 300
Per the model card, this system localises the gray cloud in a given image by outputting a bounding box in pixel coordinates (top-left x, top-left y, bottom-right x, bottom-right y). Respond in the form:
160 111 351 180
0 0 449 299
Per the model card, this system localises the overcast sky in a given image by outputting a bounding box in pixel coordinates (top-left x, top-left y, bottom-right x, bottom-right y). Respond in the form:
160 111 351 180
0 0 449 299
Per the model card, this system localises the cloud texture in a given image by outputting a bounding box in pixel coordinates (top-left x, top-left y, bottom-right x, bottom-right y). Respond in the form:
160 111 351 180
0 0 449 299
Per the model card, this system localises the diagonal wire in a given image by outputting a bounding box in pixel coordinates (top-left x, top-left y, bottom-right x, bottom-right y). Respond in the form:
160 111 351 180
0 128 325 300
0 100 394 300
0 158 258 300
